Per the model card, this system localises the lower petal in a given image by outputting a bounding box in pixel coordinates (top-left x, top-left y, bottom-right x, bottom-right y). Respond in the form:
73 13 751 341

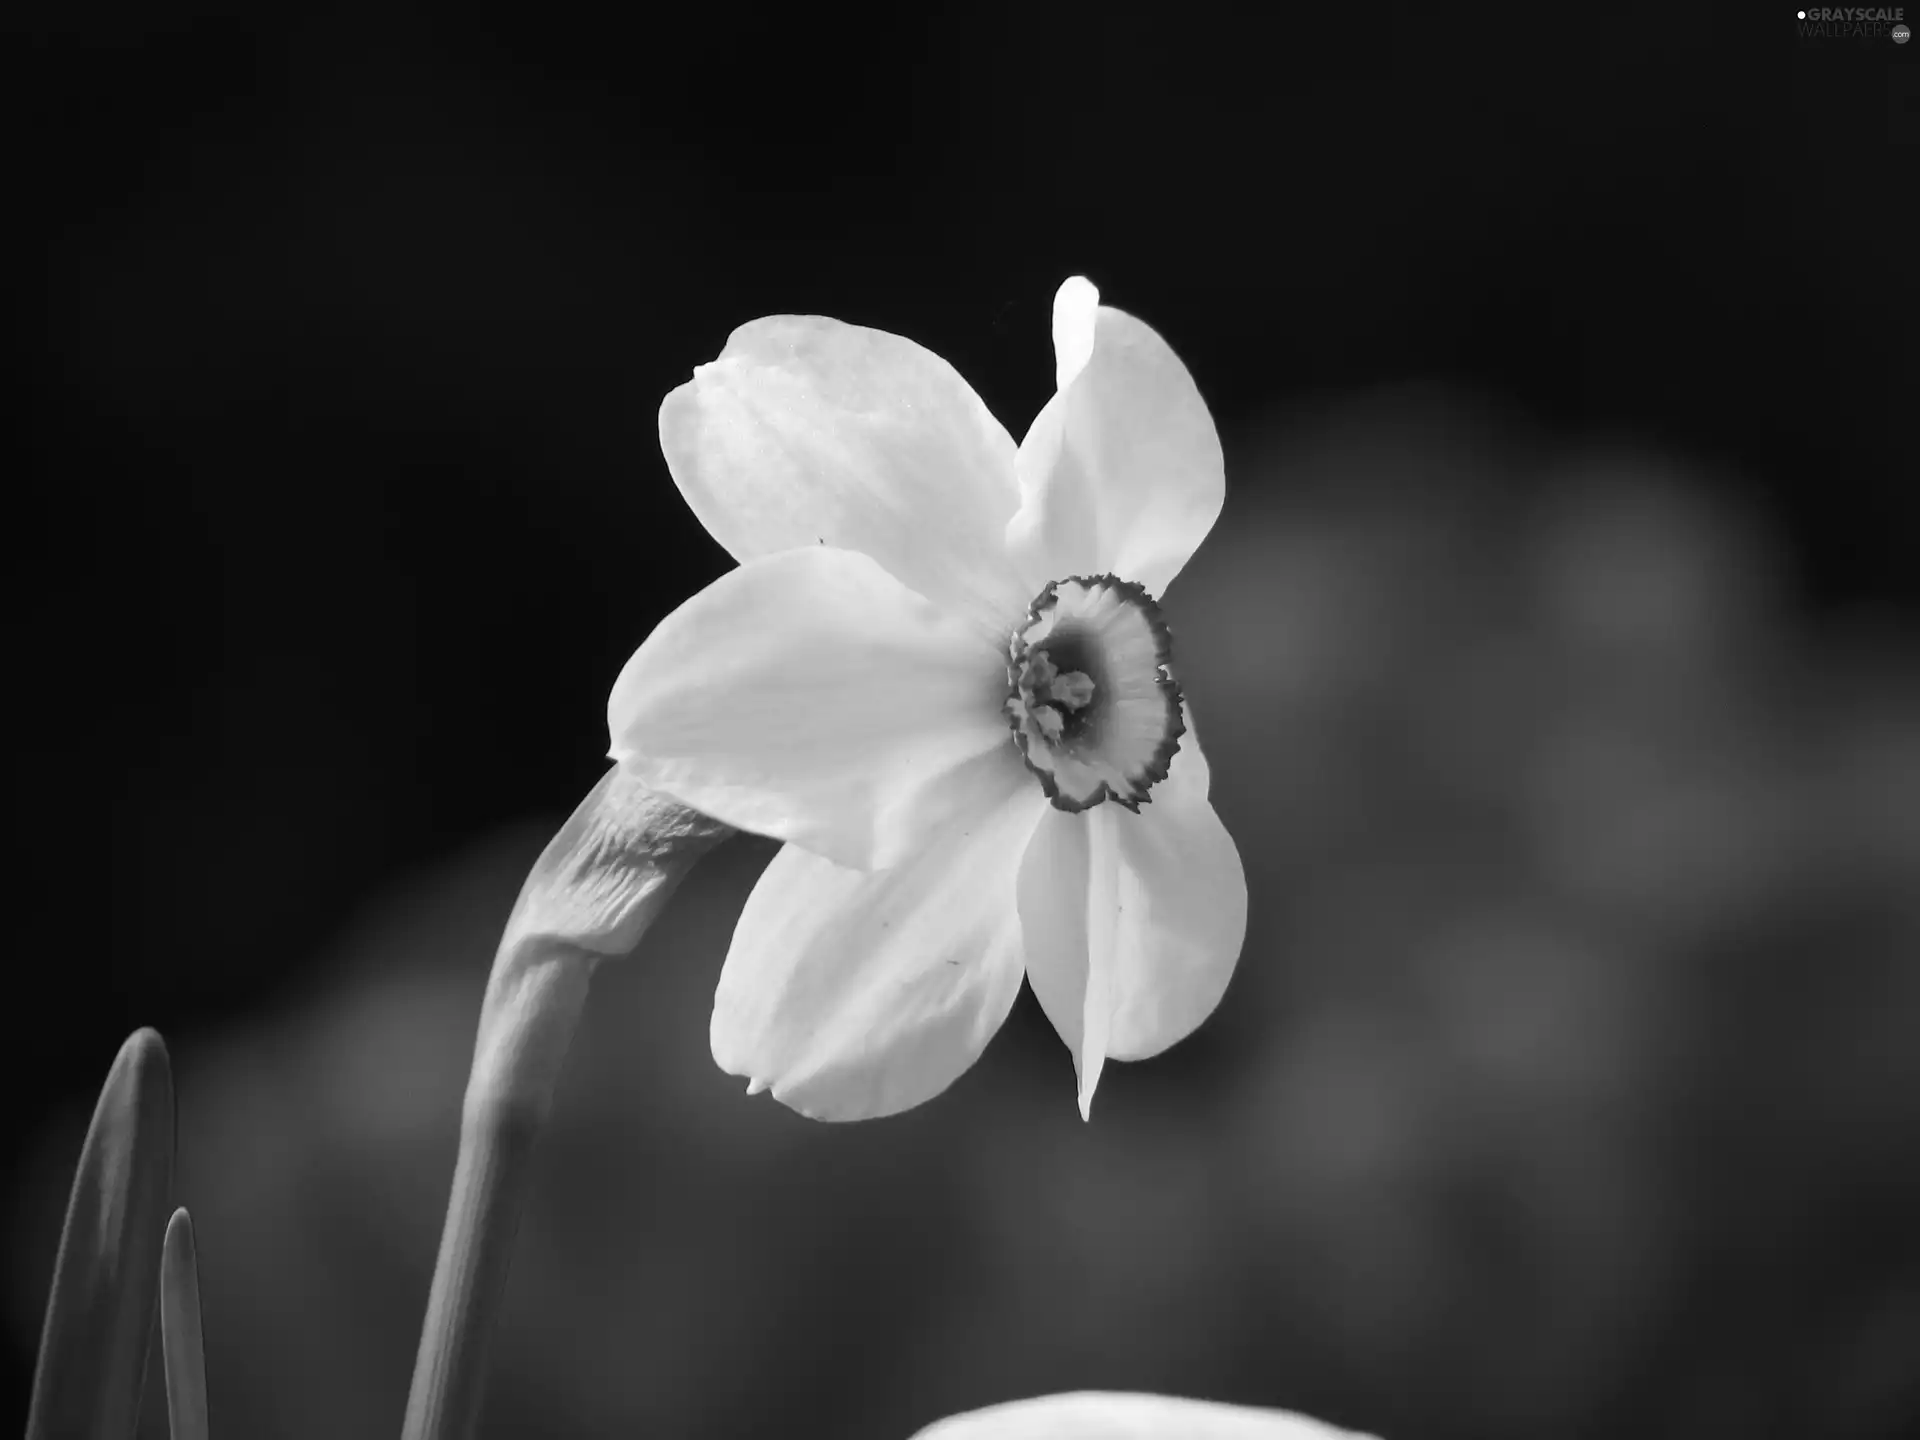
712 756 1045 1121
1104 728 1247 1062
910 1391 1375 1439
1016 802 1116 1120
1018 716 1245 1116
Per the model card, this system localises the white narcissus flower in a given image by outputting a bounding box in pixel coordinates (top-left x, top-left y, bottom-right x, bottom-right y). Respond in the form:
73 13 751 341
909 1392 1378 1439
608 277 1248 1120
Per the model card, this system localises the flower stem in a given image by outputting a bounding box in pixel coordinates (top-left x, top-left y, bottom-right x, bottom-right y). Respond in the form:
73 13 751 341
400 765 731 1440
405 1128 513 1433
401 965 584 1440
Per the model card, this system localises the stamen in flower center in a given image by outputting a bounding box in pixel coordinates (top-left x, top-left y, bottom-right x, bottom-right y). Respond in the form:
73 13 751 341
1005 575 1185 813
1017 649 1095 742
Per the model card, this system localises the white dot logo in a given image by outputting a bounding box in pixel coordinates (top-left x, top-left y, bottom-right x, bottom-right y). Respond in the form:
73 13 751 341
1797 8 1806 16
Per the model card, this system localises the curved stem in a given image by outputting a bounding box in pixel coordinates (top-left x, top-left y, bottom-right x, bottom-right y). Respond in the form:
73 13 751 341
400 766 731 1440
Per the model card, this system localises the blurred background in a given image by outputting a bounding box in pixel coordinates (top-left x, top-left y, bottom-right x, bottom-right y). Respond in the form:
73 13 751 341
10 6 1918 1439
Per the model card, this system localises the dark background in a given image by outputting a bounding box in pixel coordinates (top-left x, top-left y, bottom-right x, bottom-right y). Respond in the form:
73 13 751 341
10 7 1918 1439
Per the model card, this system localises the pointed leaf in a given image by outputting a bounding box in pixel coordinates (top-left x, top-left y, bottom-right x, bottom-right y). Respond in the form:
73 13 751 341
26 1028 176 1440
160 1208 210 1440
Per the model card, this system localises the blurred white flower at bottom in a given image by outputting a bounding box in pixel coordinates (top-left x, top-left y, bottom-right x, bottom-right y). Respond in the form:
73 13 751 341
911 1391 1375 1439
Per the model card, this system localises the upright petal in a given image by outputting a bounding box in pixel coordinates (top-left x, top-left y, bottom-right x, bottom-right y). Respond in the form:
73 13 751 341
712 758 1046 1121
608 546 1012 872
1006 279 1226 599
1050 275 1100 391
660 314 1030 638
1018 715 1245 1115
911 1391 1375 1439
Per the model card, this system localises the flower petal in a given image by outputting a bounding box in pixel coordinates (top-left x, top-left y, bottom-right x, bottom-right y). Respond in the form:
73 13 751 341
711 758 1045 1120
608 546 1012 871
1006 279 1226 599
1016 799 1114 1120
1103 724 1246 1061
1051 275 1100 391
910 1391 1376 1439
660 313 1030 638
1018 715 1245 1115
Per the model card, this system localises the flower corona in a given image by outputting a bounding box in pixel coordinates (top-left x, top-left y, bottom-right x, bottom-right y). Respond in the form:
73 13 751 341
1005 575 1185 813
